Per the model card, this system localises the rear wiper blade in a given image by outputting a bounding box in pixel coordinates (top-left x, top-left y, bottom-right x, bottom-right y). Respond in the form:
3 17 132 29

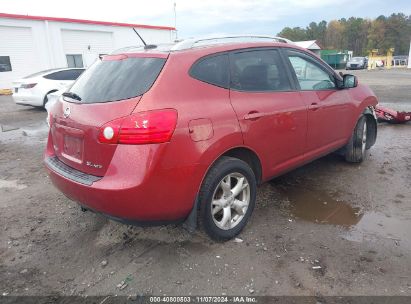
62 92 82 101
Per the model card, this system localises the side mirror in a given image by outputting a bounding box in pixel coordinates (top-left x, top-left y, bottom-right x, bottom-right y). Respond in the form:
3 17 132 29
343 74 358 88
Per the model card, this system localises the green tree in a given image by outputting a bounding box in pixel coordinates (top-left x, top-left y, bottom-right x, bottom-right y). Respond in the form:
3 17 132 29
306 21 327 46
343 17 370 55
384 13 411 54
367 16 386 53
325 20 345 49
277 26 308 41
277 13 411 56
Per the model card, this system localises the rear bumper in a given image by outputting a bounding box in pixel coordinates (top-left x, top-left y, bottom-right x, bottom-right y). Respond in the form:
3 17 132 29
45 156 101 186
346 64 365 70
13 91 43 106
44 141 202 223
81 204 186 227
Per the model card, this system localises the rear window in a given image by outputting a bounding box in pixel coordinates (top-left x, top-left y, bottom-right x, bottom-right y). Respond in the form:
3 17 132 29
68 57 166 103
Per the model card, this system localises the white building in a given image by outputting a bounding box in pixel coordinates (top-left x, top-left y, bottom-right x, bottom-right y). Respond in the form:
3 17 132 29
294 40 322 55
0 13 176 88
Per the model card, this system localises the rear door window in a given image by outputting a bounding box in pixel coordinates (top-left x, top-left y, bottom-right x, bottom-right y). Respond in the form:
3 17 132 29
24 69 60 79
190 54 229 88
44 69 85 81
67 57 166 103
230 49 292 92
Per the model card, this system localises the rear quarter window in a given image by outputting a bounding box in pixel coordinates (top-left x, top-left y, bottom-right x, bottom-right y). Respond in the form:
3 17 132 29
68 57 166 103
190 54 229 88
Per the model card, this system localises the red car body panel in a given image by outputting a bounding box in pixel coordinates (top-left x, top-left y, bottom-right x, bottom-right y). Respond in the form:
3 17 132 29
45 42 378 223
229 90 307 179
49 97 140 176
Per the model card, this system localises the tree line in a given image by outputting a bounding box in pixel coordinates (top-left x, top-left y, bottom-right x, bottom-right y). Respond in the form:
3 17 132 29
277 13 411 56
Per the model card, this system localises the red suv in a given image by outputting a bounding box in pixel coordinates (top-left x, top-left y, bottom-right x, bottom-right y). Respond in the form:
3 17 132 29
45 36 377 241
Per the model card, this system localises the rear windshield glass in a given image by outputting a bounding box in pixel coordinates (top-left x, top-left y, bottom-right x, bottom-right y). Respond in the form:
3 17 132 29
68 57 166 103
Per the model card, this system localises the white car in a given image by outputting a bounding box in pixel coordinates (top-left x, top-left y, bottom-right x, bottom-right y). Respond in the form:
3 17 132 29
45 88 66 127
12 68 84 107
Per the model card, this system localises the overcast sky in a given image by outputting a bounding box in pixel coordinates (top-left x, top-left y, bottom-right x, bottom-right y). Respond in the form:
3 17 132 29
2 0 411 38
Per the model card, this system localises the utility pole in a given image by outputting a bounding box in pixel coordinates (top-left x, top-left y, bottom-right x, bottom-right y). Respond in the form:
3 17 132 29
408 38 411 69
174 2 178 41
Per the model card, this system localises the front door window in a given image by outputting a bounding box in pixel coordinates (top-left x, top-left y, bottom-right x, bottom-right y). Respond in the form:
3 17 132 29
287 55 336 90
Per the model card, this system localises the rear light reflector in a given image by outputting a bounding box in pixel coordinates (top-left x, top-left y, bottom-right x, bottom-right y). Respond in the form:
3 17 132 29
98 109 178 145
21 83 37 89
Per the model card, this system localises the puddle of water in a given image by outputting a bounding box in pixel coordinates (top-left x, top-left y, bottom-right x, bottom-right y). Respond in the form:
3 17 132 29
0 179 27 190
343 211 411 250
278 186 363 227
0 122 48 143
276 184 411 250
21 123 49 138
1 125 19 132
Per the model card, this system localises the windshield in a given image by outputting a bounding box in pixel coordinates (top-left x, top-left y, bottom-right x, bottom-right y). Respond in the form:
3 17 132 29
351 57 364 62
68 57 166 104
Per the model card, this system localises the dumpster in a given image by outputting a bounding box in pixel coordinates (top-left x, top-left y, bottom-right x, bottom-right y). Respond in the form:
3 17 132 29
321 50 351 70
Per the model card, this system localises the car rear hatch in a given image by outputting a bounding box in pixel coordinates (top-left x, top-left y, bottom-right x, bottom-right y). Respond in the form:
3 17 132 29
49 53 168 176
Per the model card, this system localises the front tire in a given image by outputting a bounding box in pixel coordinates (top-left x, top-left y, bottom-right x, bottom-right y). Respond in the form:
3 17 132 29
199 157 256 241
344 116 368 163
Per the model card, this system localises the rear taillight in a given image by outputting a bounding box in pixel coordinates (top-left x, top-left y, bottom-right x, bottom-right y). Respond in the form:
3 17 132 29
98 109 178 145
21 83 37 89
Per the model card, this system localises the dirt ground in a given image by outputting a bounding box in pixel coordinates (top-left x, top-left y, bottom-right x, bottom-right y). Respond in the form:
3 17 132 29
0 68 410 297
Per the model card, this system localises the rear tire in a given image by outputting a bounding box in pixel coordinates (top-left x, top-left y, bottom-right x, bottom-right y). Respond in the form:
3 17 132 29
344 116 368 163
199 156 256 241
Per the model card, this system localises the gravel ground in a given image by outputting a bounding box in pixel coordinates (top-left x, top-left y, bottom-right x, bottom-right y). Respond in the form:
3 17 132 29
346 68 411 110
0 69 410 297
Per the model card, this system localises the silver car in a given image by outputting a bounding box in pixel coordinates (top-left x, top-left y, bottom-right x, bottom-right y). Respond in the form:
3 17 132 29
346 57 367 70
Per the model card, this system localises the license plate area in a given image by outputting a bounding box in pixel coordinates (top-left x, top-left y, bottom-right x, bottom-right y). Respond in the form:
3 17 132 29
62 135 83 163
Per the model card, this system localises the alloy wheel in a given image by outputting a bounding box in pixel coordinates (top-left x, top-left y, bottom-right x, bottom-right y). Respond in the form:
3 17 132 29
211 172 250 230
361 120 367 154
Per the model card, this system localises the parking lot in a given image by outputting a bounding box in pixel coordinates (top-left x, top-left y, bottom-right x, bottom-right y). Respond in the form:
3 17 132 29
0 69 410 296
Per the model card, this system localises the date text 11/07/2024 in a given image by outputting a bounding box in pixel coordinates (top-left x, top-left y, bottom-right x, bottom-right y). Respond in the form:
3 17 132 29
149 296 257 303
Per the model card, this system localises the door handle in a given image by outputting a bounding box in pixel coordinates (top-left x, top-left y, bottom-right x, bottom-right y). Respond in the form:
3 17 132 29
244 110 283 120
308 102 320 111
244 111 263 120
